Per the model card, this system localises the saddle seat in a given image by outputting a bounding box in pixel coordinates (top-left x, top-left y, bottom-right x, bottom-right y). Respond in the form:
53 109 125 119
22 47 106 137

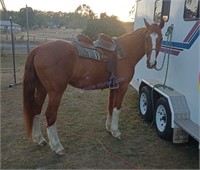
77 33 116 52
93 33 116 51
77 34 93 46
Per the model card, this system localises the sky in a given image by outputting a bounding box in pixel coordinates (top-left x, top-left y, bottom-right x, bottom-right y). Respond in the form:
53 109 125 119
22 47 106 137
3 0 136 22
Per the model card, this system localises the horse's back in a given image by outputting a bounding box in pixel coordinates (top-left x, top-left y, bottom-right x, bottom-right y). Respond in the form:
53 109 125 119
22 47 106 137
33 40 77 91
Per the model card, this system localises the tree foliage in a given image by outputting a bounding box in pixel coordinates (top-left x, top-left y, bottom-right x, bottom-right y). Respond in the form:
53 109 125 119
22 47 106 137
129 3 136 20
83 16 126 40
0 8 89 29
0 4 131 36
75 4 97 19
18 7 35 27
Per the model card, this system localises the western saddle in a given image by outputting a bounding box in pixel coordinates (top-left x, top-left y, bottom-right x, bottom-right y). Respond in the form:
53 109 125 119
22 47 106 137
76 33 120 89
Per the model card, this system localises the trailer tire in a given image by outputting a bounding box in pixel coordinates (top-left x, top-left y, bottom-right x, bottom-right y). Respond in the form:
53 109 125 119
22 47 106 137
139 86 153 122
155 97 173 141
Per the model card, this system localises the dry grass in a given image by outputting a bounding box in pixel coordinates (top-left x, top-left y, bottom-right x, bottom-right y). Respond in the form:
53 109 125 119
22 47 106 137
1 51 199 169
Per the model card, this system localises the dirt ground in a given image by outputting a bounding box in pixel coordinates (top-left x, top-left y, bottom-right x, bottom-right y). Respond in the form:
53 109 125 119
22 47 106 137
1 51 199 169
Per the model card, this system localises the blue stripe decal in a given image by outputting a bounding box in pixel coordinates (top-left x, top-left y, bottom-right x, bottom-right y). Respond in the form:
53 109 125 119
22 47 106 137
161 22 200 55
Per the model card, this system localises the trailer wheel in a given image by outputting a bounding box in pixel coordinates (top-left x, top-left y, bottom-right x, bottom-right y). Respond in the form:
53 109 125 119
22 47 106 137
139 86 153 121
155 97 172 141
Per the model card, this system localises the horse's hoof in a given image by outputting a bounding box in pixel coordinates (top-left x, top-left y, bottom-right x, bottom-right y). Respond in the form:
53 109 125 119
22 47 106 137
38 140 47 146
106 126 111 133
106 121 111 133
33 138 47 147
56 149 66 155
111 130 121 139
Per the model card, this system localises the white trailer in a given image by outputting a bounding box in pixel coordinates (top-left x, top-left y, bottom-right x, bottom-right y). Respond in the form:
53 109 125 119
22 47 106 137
131 0 200 147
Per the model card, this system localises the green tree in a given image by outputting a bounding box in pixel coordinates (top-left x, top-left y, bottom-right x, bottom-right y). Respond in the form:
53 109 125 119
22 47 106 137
34 10 48 27
83 16 126 40
75 4 97 19
0 10 20 24
100 12 109 19
18 7 35 27
66 12 88 29
129 4 136 20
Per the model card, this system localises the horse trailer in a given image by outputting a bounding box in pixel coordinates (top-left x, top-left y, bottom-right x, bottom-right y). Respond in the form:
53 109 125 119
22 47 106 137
131 0 200 148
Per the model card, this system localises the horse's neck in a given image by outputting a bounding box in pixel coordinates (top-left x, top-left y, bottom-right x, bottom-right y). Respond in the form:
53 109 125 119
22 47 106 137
118 28 147 66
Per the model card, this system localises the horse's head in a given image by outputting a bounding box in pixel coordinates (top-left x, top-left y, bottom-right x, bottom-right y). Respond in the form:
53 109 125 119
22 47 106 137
144 18 164 69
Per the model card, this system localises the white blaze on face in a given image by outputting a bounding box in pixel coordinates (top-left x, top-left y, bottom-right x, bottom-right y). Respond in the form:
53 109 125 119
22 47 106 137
149 32 158 67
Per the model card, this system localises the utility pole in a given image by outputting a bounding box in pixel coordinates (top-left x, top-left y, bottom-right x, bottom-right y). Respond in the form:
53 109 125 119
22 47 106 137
26 5 30 54
9 16 17 87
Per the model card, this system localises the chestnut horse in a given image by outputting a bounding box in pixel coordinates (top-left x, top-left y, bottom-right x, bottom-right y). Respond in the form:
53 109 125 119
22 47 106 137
23 19 164 155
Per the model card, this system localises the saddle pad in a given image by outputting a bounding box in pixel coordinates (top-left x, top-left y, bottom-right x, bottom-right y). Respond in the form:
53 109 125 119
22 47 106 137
72 41 107 61
73 41 107 61
72 41 125 61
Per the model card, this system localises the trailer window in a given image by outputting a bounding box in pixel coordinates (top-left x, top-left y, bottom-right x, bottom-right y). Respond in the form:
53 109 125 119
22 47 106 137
184 0 200 20
154 0 171 23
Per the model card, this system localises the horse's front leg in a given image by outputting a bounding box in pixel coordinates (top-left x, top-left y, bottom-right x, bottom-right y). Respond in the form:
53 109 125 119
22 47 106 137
106 90 114 133
110 107 121 139
107 86 128 139
106 90 122 139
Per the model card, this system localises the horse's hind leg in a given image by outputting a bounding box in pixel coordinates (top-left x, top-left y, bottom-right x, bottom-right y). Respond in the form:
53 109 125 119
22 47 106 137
45 91 65 155
32 81 47 146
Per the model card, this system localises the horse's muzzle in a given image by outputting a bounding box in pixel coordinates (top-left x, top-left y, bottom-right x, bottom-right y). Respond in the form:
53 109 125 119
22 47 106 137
147 60 157 69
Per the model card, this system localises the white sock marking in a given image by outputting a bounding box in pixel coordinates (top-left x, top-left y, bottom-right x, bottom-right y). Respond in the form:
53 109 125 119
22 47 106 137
111 107 120 131
32 115 46 145
106 114 112 132
47 123 64 153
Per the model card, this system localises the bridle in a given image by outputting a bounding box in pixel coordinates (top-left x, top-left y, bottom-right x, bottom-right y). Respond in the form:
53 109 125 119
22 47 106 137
143 18 164 69
145 33 160 56
145 32 162 68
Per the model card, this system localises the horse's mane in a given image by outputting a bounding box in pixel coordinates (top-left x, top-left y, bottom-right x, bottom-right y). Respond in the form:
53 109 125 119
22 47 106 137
116 27 147 53
118 27 147 41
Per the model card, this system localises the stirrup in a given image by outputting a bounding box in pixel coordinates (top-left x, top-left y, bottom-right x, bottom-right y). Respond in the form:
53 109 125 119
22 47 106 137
108 79 119 89
109 84 119 89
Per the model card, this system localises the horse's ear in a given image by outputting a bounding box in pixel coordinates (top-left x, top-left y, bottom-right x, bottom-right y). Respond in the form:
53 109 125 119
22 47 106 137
144 18 150 29
159 18 165 29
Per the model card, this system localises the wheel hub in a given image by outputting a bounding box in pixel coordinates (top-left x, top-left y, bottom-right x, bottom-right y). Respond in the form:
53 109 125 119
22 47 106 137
156 105 167 132
140 93 147 115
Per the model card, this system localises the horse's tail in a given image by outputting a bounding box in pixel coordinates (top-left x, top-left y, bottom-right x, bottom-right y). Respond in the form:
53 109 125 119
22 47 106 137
23 48 38 137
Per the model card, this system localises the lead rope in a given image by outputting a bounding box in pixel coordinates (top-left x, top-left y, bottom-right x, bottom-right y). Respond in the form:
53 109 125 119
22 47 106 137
41 122 140 169
68 132 140 169
149 24 174 128
162 24 174 86
155 24 174 72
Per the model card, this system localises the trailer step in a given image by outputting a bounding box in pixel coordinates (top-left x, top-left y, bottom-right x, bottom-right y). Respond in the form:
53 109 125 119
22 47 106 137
174 119 200 142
